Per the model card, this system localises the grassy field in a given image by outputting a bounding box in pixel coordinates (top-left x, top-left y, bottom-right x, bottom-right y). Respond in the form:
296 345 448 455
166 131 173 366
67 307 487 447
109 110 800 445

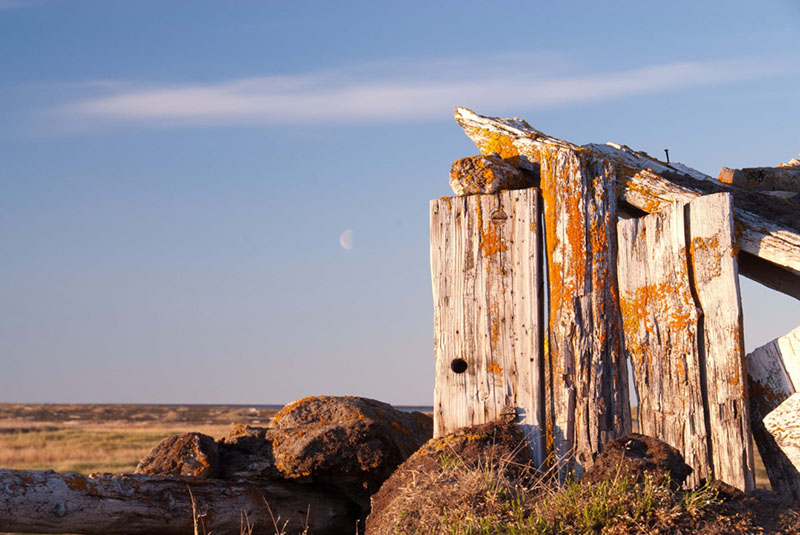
0 403 277 474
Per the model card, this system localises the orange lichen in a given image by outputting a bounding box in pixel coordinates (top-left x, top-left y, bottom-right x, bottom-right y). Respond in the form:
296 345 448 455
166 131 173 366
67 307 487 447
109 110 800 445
475 128 520 163
487 362 503 376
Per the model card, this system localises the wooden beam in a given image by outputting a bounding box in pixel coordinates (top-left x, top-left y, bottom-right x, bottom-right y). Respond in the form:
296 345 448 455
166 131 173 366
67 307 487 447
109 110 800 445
454 108 800 300
746 325 800 499
0 469 358 535
430 188 545 467
718 166 800 193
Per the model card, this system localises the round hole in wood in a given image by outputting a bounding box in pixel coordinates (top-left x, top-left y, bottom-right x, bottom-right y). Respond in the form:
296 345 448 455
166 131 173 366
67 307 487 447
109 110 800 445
450 358 468 374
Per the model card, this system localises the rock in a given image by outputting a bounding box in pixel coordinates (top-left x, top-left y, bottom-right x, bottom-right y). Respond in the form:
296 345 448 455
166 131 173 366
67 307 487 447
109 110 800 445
365 421 534 535
216 424 282 480
269 396 432 509
135 432 219 479
449 154 537 196
581 433 692 488
134 396 432 519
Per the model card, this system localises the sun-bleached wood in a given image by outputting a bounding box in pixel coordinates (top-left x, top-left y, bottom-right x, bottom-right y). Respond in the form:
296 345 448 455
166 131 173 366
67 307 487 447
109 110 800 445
539 143 631 478
718 166 800 193
0 469 356 535
431 188 545 467
746 325 800 498
617 194 754 490
617 202 710 488
686 193 754 491
763 393 800 476
453 108 800 298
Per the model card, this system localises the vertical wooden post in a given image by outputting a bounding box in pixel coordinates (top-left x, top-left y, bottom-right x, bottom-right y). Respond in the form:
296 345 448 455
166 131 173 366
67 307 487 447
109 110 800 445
746 325 800 498
617 201 710 487
430 188 545 466
618 193 754 490
687 194 754 491
539 146 631 478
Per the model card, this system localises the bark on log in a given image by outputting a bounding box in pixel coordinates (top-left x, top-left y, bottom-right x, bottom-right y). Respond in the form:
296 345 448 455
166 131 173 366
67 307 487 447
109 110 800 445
454 108 800 299
718 166 800 193
430 188 545 467
451 109 631 477
746 325 800 498
0 469 358 535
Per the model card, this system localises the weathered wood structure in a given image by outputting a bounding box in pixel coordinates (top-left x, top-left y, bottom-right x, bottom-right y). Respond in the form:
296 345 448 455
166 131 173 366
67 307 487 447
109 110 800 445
617 193 753 489
431 188 545 466
0 469 357 535
433 108 799 491
746 326 800 498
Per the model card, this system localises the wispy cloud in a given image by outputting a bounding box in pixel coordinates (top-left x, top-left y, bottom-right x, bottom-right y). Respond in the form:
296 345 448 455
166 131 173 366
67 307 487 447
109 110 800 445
50 54 789 129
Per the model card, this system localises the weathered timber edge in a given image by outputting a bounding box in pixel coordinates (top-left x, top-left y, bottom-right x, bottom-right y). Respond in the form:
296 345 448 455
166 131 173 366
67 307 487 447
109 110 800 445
454 107 800 299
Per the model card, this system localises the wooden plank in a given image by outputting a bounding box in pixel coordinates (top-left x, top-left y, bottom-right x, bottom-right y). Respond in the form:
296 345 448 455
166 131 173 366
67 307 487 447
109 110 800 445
746 325 800 498
453 108 800 298
538 144 631 478
617 202 711 488
0 469 356 535
763 393 800 478
430 188 545 467
617 194 754 490
686 193 754 491
718 166 800 193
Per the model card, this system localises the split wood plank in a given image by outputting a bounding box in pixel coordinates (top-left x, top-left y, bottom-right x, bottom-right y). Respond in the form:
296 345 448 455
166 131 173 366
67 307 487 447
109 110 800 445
617 193 754 490
453 108 800 299
617 201 710 488
0 469 356 535
718 166 800 193
686 193 754 491
746 325 800 498
430 188 545 467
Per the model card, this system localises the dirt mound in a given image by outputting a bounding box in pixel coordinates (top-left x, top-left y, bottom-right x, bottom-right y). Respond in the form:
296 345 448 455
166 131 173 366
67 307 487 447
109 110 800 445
582 432 692 488
366 421 534 535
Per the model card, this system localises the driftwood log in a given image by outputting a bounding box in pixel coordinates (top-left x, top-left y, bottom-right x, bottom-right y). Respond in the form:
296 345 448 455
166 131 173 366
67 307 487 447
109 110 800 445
746 325 800 499
454 108 800 300
0 469 358 535
430 188 545 467
617 194 754 490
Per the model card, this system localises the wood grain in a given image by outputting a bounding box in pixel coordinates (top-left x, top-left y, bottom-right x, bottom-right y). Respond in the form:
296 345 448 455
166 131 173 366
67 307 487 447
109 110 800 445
430 188 545 466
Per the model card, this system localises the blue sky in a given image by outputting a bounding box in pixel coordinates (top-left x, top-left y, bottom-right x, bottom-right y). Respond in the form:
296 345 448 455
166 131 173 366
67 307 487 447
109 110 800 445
1 1 799 405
